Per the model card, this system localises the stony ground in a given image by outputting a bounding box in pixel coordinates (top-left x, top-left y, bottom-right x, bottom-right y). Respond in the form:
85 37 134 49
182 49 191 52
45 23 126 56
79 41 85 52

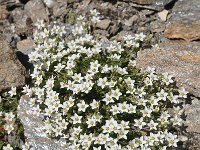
0 0 200 149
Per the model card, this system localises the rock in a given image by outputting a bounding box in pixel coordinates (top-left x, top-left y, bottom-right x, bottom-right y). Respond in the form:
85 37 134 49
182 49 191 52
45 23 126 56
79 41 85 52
164 21 200 41
136 41 200 97
43 0 57 8
158 9 168 21
24 0 48 23
0 6 9 20
130 0 156 5
11 8 30 30
108 22 122 38
53 0 68 17
164 0 200 41
17 95 65 150
185 97 200 133
17 39 36 55
187 132 200 150
129 0 175 11
150 20 166 33
96 19 111 30
0 36 26 91
124 15 138 26
0 0 22 8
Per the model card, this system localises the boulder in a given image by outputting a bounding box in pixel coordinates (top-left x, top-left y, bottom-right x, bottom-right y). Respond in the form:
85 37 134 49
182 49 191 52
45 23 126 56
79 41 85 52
136 41 200 97
24 0 48 23
164 0 200 41
17 95 65 150
0 36 26 91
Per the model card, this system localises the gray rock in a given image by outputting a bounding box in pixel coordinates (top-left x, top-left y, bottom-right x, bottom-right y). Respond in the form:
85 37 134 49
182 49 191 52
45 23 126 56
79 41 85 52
24 0 48 23
11 8 30 30
53 0 68 17
0 36 26 91
164 0 200 41
0 5 9 20
136 41 200 97
17 39 36 55
17 95 65 150
185 97 200 133
150 20 166 33
187 132 200 150
124 15 138 27
96 19 111 30
128 0 175 11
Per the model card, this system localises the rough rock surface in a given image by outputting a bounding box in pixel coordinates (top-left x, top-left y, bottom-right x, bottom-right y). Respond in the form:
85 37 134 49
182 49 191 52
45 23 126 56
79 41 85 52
184 97 200 150
0 36 26 91
17 39 36 55
136 41 200 97
24 0 48 23
164 0 200 41
185 97 200 133
125 0 175 11
18 95 65 150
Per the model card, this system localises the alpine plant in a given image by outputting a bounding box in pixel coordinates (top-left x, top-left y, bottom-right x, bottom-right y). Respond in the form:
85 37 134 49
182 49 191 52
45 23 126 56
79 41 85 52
22 9 187 150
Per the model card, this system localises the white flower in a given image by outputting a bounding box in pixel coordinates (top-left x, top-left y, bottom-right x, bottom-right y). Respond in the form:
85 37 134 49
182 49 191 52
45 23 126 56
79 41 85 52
162 73 174 85
90 9 100 16
8 86 16 97
4 123 14 134
134 118 146 129
148 120 158 130
110 88 122 100
128 60 136 67
90 99 99 109
167 92 179 103
72 73 83 83
86 117 96 128
135 33 146 41
54 63 65 72
3 144 13 150
71 113 82 124
178 87 188 98
128 104 136 113
97 77 108 89
32 105 41 116
102 93 115 105
77 100 89 112
4 112 15 122
141 107 152 118
110 105 120 115
22 142 30 150
156 89 168 101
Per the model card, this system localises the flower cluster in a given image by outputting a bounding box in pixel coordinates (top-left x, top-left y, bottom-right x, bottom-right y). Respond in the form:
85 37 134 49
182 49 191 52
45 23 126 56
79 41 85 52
0 90 30 150
23 10 187 150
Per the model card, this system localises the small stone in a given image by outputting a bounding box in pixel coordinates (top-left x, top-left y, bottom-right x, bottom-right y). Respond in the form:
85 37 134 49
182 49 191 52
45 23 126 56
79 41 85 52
96 19 111 30
0 6 9 20
124 15 138 26
150 20 165 33
108 22 122 37
43 0 57 8
53 0 68 17
24 0 48 23
158 9 168 21
17 39 36 55
11 8 29 30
